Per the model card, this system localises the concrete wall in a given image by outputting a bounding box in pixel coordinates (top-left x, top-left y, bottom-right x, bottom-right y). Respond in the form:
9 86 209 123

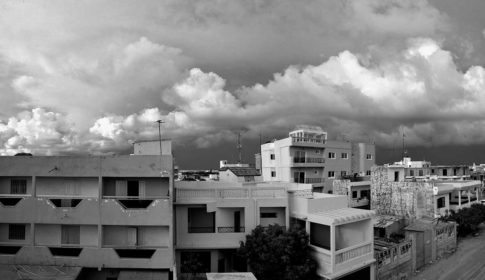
335 219 372 250
259 207 285 227
371 166 435 219
324 140 351 178
103 226 169 247
35 224 98 246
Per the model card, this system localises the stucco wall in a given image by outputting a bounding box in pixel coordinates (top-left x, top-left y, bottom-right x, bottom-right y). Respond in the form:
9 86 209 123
371 167 435 219
0 177 32 194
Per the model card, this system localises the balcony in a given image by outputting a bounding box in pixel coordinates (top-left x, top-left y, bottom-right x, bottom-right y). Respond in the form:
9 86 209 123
0 195 34 222
291 157 325 167
35 196 99 224
101 197 171 225
291 137 326 147
304 178 325 184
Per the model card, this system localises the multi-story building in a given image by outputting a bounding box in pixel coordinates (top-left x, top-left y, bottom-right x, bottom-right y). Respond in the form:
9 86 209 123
260 126 375 193
174 180 290 278
0 140 174 279
289 188 376 279
372 164 481 219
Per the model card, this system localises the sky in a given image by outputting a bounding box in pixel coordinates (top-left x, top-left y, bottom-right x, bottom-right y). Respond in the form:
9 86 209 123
2 0 485 168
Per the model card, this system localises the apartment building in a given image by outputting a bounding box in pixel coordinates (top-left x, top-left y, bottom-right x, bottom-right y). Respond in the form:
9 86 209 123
0 140 174 279
289 188 376 280
260 126 375 193
333 177 371 210
174 180 290 278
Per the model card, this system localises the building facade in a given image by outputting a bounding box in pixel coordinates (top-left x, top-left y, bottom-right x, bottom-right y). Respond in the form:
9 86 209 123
0 141 174 279
260 126 375 193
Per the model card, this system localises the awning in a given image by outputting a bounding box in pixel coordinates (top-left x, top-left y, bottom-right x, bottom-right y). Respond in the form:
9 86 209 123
0 264 81 280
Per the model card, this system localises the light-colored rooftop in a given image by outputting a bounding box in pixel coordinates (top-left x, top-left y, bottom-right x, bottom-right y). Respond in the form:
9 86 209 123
206 273 257 280
309 207 375 225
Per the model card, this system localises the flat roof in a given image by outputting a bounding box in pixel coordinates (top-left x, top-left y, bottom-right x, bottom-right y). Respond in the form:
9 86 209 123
309 207 375 225
207 273 257 280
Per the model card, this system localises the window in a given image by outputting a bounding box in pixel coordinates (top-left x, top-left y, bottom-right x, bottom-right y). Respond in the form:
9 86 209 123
8 224 25 240
361 190 370 199
310 223 330 250
315 150 321 154
341 153 348 159
61 225 80 245
328 152 336 159
394 171 399 182
271 171 276 177
328 171 335 178
270 154 275 160
366 170 371 176
352 191 358 198
341 171 347 177
419 170 424 176
409 170 414 176
260 212 277 218
188 207 215 233
366 154 373 160
431 169 435 174
442 169 448 176
10 179 27 194
437 197 446 209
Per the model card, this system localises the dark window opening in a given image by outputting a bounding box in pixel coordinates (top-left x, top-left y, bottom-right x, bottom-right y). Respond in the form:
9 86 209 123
117 200 153 209
115 249 155 259
437 197 446 209
127 181 139 197
270 154 275 160
419 170 424 176
310 223 330 250
8 224 25 240
442 169 448 176
409 170 414 176
352 191 358 199
181 251 211 273
188 208 215 233
271 171 276 177
49 247 83 257
0 198 22 206
394 171 399 182
260 212 277 218
0 246 22 255
49 199 82 208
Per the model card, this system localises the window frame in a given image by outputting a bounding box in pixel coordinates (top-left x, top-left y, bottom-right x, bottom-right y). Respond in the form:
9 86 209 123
8 224 26 240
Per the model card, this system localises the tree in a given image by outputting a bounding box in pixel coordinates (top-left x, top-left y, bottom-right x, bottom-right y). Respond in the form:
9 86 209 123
440 203 485 237
238 224 317 280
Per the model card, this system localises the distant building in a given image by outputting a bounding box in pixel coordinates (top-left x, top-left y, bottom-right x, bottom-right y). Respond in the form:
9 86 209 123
260 126 375 193
372 164 481 219
0 140 174 279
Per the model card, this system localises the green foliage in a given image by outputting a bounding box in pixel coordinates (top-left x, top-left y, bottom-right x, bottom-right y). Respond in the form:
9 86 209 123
238 224 317 280
440 203 485 237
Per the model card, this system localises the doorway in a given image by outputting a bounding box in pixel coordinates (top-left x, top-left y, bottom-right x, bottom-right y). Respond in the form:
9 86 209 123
127 181 139 197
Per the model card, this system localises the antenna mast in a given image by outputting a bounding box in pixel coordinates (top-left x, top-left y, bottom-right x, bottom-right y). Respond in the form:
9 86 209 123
237 132 243 164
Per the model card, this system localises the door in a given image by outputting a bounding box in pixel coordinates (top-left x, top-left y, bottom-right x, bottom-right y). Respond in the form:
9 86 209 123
415 232 425 269
234 211 241 232
127 227 138 247
299 172 305 183
127 181 139 197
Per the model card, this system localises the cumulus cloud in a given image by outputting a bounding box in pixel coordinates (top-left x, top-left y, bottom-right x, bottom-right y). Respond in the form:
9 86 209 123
0 108 78 155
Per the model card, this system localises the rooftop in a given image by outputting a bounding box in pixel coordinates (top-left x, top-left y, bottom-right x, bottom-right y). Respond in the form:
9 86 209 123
220 167 260 177
309 207 375 225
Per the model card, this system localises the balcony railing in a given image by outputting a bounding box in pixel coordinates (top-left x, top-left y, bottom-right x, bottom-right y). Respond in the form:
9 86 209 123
350 198 370 208
291 137 326 145
293 157 325 164
304 178 324 184
217 226 245 233
335 242 372 265
176 187 287 201
188 226 215 233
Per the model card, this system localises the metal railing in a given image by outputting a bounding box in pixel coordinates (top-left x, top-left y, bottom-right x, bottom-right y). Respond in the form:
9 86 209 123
291 137 325 145
293 157 325 164
217 226 245 233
